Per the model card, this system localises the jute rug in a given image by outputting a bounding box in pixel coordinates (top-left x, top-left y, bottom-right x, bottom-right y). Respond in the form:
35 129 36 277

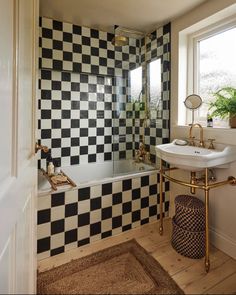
37 239 184 294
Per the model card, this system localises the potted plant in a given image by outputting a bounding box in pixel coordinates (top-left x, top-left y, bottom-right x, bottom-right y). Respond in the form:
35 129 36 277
209 87 236 128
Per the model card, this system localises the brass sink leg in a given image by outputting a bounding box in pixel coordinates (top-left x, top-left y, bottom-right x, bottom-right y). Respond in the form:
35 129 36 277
159 159 163 235
190 171 196 194
205 168 210 273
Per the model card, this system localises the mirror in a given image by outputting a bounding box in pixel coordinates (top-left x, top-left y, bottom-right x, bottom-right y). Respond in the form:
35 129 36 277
184 94 202 110
184 94 202 125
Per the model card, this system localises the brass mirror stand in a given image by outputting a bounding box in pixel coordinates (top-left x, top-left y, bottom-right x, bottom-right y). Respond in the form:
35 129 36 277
158 158 236 273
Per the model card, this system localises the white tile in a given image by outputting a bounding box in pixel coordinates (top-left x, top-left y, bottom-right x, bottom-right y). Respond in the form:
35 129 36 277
90 209 101 223
132 177 141 189
122 213 132 225
123 191 132 202
90 234 101 243
78 225 90 240
112 204 122 217
112 227 122 236
42 17 52 28
37 251 50 261
65 189 78 204
101 219 112 232
65 215 78 231
65 242 77 252
37 223 50 239
101 194 112 208
51 206 65 221
132 199 140 211
91 185 102 198
141 186 149 198
51 233 65 249
38 195 51 210
78 199 90 214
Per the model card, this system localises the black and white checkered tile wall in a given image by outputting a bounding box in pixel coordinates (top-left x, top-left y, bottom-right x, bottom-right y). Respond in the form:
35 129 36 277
37 173 169 259
38 17 171 168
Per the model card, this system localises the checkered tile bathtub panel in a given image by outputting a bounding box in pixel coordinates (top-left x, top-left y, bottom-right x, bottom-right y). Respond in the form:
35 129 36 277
37 173 170 259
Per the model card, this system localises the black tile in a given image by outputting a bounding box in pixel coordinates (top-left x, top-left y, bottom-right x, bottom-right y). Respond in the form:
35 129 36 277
73 62 81 73
90 197 101 211
78 187 90 201
52 138 61 148
42 48 52 58
141 176 149 186
96 145 104 153
90 222 101 236
122 201 132 214
41 110 51 119
71 82 80 91
149 205 157 216
51 192 65 207
102 183 112 195
88 154 96 163
62 129 71 138
37 237 50 253
122 179 132 191
63 51 72 61
42 28 52 38
141 218 149 225
80 146 88 155
53 20 63 31
91 28 99 38
73 24 81 35
63 32 72 42
149 184 157 195
91 47 99 56
41 90 51 100
112 192 122 205
61 71 71 81
53 60 62 71
78 212 90 226
80 110 88 118
112 216 122 229
37 209 51 225
65 229 77 244
99 40 107 49
52 119 61 129
122 224 132 232
102 231 112 239
71 119 80 128
41 70 51 80
82 54 91 64
41 129 51 139
65 203 78 217
51 246 64 256
62 110 71 119
80 92 88 101
80 128 88 137
89 119 96 128
82 36 90 46
73 44 81 53
62 91 71 100
78 238 90 247
80 74 88 83
52 100 61 109
51 219 64 235
102 207 112 220
141 197 149 208
71 138 80 146
104 153 112 161
88 137 96 145
71 101 80 109
71 156 79 165
132 210 141 222
97 128 104 136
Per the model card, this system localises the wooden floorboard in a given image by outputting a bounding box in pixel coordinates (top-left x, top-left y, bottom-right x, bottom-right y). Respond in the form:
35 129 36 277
38 218 236 294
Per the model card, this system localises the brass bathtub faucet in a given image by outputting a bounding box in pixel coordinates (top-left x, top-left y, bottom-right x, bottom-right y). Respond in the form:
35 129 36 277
189 123 205 148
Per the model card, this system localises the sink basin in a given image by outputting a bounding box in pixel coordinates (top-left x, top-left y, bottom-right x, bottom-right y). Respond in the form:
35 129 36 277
155 139 236 171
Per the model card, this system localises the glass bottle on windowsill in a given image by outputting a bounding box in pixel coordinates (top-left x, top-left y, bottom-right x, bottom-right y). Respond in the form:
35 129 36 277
207 112 213 127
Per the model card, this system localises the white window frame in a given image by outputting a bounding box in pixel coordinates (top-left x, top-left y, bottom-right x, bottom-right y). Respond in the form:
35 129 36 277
186 16 236 126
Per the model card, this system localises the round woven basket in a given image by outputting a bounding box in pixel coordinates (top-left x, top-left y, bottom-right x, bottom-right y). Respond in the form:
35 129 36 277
174 195 205 232
171 217 205 259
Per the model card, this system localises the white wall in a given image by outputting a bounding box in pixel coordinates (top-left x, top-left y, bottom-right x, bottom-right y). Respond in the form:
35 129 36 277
170 0 236 259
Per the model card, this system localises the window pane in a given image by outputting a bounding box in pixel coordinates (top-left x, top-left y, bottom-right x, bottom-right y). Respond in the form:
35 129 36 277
130 66 142 102
198 27 236 127
149 58 162 109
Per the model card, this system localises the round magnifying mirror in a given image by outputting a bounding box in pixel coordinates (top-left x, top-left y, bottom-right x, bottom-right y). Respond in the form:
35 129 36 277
184 94 202 110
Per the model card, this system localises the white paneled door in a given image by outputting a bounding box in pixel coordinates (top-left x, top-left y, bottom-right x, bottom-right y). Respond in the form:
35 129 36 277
0 0 39 293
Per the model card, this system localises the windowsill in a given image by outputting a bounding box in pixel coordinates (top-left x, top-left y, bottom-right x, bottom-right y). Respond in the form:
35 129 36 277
172 124 236 145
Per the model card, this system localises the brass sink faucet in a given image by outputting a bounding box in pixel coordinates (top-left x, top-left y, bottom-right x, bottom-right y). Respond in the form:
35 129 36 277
189 123 205 147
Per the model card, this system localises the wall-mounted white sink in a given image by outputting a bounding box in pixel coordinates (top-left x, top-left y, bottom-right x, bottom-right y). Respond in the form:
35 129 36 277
155 139 236 171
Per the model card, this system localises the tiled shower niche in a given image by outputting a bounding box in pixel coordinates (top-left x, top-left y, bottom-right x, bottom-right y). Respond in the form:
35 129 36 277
38 17 171 168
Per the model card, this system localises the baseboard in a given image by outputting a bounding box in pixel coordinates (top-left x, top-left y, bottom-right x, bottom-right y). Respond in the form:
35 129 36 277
210 227 236 259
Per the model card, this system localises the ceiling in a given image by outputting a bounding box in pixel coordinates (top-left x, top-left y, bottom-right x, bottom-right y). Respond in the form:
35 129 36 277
40 0 208 33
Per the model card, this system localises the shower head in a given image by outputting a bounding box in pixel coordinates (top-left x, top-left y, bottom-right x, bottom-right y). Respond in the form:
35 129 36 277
111 35 129 46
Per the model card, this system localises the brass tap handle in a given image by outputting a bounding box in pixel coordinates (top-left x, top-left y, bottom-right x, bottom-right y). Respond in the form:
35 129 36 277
208 139 215 150
35 143 49 154
189 136 195 146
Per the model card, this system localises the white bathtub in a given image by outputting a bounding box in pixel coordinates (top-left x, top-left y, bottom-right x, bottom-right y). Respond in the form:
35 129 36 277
62 159 156 185
38 159 158 195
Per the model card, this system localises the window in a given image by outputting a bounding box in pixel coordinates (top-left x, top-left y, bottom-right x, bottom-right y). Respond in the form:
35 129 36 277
130 66 142 102
149 58 162 109
187 21 236 127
